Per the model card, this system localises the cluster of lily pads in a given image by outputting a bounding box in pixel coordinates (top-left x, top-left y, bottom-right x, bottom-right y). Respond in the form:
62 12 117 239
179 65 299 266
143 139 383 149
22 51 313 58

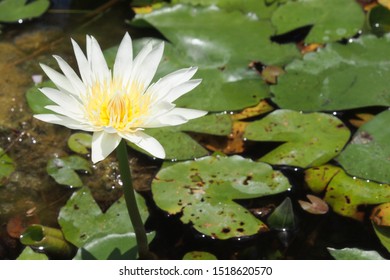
2 0 390 260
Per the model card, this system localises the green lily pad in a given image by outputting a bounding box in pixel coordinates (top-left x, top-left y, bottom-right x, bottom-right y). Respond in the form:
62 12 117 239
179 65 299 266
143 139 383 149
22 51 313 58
17 247 49 260
171 0 281 19
328 247 385 260
73 232 155 260
152 155 291 239
337 110 390 184
46 155 91 188
58 187 149 248
244 110 350 168
0 0 50 23
127 38 271 112
67 133 92 155
305 165 390 220
271 0 365 43
25 81 56 114
183 251 217 260
134 4 299 67
0 147 15 185
271 35 390 111
128 113 233 160
130 128 209 161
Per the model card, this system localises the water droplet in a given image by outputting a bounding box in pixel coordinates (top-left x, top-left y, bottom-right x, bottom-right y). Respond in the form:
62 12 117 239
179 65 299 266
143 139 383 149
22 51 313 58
353 176 357 180
243 137 247 141
38 246 44 251
332 112 337 116
366 179 370 183
18 19 23 24
170 158 177 162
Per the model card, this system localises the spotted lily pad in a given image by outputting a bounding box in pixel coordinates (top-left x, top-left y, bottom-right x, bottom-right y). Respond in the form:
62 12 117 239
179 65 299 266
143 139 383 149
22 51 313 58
0 0 50 23
328 247 385 260
244 110 350 168
152 155 291 239
337 110 390 184
271 0 365 43
371 203 390 253
272 35 390 111
46 155 91 188
58 187 150 248
305 165 390 220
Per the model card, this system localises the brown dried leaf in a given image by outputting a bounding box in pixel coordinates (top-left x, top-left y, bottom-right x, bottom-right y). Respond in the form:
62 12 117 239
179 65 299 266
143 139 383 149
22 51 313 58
261 66 285 84
231 100 273 121
349 113 375 128
298 194 329 215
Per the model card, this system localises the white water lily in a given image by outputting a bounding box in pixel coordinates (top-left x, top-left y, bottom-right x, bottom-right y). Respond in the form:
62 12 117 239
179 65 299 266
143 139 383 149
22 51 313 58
35 33 207 163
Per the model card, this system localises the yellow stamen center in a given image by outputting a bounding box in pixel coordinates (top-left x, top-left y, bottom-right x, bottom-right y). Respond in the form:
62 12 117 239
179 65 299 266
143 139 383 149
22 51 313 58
84 79 151 132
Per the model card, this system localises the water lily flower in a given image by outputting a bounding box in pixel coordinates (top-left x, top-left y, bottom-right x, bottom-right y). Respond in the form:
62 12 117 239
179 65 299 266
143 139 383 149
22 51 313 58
35 33 207 163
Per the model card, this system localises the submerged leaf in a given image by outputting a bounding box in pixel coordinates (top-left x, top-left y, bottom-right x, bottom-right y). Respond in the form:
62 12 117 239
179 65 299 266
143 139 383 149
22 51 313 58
46 156 91 188
152 155 291 239
0 147 15 185
244 110 350 168
67 133 92 155
267 197 296 230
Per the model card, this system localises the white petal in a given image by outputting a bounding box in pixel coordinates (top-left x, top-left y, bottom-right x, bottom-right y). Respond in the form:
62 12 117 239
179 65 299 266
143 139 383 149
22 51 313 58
91 131 121 163
159 108 207 124
120 131 165 159
133 42 164 90
89 36 110 83
113 33 133 83
71 38 92 85
44 105 84 120
164 79 202 103
40 64 76 95
128 42 153 91
34 114 95 131
53 55 86 96
40 87 83 115
147 67 198 100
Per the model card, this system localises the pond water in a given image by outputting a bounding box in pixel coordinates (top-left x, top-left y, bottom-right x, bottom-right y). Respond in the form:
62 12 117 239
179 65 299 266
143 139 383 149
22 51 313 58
1 0 389 260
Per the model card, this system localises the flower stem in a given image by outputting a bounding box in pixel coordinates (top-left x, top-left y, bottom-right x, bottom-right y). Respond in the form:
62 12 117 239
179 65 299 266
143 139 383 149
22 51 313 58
116 139 150 259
